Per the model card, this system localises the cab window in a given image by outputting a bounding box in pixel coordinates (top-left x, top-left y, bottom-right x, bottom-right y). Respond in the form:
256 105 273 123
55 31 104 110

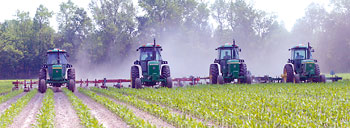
140 48 161 61
47 53 68 64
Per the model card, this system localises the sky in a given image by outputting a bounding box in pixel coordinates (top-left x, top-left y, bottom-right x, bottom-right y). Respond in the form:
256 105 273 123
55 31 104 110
0 0 331 31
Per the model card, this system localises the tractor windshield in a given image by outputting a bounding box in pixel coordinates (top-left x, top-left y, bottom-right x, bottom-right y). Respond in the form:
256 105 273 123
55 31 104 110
219 48 239 60
292 49 306 60
140 48 161 61
47 53 68 64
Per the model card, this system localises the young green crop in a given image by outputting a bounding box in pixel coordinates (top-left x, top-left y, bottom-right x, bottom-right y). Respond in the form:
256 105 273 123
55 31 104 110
0 89 37 127
78 88 155 128
33 89 55 128
115 82 350 127
62 88 103 128
92 87 207 128
0 89 23 104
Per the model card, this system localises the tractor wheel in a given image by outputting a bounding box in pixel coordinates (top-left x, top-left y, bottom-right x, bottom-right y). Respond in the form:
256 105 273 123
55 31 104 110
135 78 142 89
294 74 301 83
217 75 224 85
161 65 171 86
131 66 140 89
38 79 47 93
320 75 326 83
315 64 320 76
68 79 75 92
166 77 173 88
283 64 294 83
68 68 76 80
240 63 247 76
39 68 46 79
209 64 219 84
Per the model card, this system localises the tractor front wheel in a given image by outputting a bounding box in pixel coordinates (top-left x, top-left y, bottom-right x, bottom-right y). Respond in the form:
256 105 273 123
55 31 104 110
166 77 173 88
210 64 219 84
68 79 75 92
217 75 224 85
38 79 47 93
135 78 142 89
283 64 294 83
39 68 46 79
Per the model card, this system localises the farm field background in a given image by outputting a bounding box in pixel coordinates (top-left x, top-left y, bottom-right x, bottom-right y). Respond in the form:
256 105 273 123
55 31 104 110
0 79 349 127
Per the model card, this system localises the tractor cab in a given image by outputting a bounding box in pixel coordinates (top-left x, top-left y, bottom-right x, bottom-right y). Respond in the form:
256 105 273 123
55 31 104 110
135 43 168 75
288 43 316 74
46 49 70 81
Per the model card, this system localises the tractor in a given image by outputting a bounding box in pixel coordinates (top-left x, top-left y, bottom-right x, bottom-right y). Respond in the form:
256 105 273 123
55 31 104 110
282 43 326 83
130 39 172 89
209 40 252 84
38 48 76 93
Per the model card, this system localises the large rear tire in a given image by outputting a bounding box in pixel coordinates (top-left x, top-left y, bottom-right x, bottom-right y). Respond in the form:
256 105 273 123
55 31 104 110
68 68 76 80
161 65 171 87
131 66 140 89
315 64 320 76
135 78 142 89
166 77 173 88
210 64 219 84
39 68 46 80
283 64 294 83
240 63 247 76
217 75 224 85
68 79 75 92
38 79 47 93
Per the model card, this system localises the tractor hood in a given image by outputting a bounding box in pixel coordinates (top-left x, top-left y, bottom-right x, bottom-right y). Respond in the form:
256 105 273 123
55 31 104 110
49 64 66 81
147 61 160 80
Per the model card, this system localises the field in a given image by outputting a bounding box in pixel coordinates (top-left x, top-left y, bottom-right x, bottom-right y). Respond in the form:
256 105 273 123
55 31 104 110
0 80 349 127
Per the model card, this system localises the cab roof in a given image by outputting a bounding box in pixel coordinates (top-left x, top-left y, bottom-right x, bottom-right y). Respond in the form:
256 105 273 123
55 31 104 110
47 48 67 53
291 44 308 49
217 43 238 49
139 43 162 48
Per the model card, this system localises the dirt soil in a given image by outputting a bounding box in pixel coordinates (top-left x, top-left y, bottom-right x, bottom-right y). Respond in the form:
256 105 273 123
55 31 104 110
9 93 44 128
75 92 129 128
0 93 26 114
54 91 83 128
99 93 175 128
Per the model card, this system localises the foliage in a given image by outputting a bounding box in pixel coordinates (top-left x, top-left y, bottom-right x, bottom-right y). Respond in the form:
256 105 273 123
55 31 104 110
78 87 155 128
0 89 37 127
33 88 55 128
91 87 207 127
0 89 23 104
115 83 350 127
62 88 103 128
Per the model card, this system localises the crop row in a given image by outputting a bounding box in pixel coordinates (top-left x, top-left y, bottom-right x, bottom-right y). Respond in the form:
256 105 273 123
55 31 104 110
34 89 55 128
78 88 154 128
0 89 37 127
62 88 103 128
115 83 350 127
0 89 23 104
92 87 207 128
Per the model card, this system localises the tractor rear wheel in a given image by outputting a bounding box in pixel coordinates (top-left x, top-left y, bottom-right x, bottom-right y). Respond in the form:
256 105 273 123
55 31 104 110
283 64 294 83
209 64 219 84
131 66 140 89
161 65 171 87
39 68 46 79
38 79 47 93
217 75 224 85
166 77 173 88
135 78 142 89
320 75 326 83
315 64 320 76
240 64 247 76
294 74 301 83
68 79 75 92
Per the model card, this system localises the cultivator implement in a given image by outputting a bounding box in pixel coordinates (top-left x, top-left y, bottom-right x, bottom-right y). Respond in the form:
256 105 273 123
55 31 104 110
252 75 283 83
12 80 35 92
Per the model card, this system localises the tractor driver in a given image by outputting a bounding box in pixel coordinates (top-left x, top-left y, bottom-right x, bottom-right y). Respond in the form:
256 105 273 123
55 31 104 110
296 52 304 59
145 52 152 60
223 51 231 59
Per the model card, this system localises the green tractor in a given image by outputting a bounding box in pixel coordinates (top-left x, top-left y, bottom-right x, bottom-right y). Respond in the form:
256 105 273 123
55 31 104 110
130 39 172 89
38 48 76 93
282 43 326 83
209 40 252 84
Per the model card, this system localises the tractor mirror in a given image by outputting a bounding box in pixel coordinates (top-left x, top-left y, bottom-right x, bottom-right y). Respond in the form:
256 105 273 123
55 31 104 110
314 60 317 62
311 49 315 52
288 49 291 51
239 49 242 52
214 59 219 63
67 54 70 57
161 48 163 51
134 60 140 65
136 49 139 51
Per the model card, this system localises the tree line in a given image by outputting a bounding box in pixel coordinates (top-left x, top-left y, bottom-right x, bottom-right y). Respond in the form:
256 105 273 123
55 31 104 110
0 0 349 79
